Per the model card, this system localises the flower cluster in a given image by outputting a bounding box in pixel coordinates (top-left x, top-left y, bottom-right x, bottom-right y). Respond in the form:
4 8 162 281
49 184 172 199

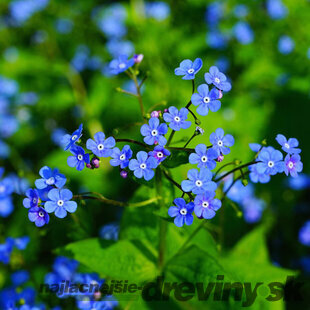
0 236 29 264
23 166 76 227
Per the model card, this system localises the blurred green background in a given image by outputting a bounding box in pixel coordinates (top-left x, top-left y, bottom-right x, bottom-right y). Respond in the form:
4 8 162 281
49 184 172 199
0 0 310 309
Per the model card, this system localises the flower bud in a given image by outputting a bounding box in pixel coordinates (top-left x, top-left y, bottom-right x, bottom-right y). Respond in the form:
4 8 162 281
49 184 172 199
86 163 92 169
134 54 144 64
151 110 160 118
91 158 100 169
217 155 224 162
120 170 128 178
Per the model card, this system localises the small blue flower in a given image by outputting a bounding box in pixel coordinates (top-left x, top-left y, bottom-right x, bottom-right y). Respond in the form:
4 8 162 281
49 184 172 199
0 197 13 217
61 124 83 151
11 270 30 287
242 197 265 224
28 206 50 227
0 238 14 264
267 0 287 20
284 154 303 178
23 188 39 208
148 146 170 164
194 191 221 219
163 106 191 131
13 236 30 250
128 151 158 181
181 168 217 195
276 134 301 154
168 198 194 227
67 146 90 171
86 132 116 158
0 177 14 198
299 221 310 247
99 223 119 241
278 35 294 55
110 145 132 168
249 143 262 152
109 55 134 74
189 144 218 170
140 117 168 146
256 148 285 176
204 66 231 92
35 166 66 189
44 188 77 219
249 164 271 183
210 128 234 156
191 84 221 116
233 22 254 45
174 58 203 80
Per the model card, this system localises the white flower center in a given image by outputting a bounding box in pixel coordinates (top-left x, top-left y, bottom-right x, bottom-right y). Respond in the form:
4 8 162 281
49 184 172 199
195 180 203 187
187 68 194 74
180 208 187 215
151 129 158 136
97 144 104 150
140 163 147 169
77 154 83 161
119 63 126 69
174 116 181 122
201 156 208 162
46 177 55 185
215 77 220 84
288 161 294 169
202 201 209 208
57 200 64 207
38 211 45 217
157 152 164 158
120 154 126 160
203 97 210 103
268 161 274 168
284 143 290 149
71 134 78 141
217 140 223 147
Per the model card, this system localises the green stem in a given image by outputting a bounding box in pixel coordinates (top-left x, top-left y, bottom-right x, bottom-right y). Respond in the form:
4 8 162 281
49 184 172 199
115 138 149 149
213 161 238 179
183 132 197 148
166 130 176 146
130 69 145 121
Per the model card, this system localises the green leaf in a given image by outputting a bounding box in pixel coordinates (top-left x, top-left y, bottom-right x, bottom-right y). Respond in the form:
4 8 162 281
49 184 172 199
163 149 191 168
59 238 158 283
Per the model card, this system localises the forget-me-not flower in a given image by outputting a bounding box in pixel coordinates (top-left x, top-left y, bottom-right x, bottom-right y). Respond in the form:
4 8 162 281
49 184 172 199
129 151 158 181
86 132 116 158
189 144 218 170
205 66 231 92
140 117 168 146
174 58 203 80
168 198 194 227
163 106 191 131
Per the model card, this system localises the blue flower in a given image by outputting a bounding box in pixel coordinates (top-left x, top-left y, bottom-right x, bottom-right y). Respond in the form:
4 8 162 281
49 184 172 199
181 168 217 195
44 188 77 219
99 223 119 241
35 166 66 189
168 198 194 227
242 197 265 224
13 236 29 250
67 146 90 171
148 146 170 164
109 55 134 75
204 66 231 92
249 164 271 183
0 197 13 217
278 36 294 55
210 128 234 156
249 143 262 152
163 106 191 131
0 176 14 198
233 22 254 45
191 84 221 116
189 144 218 170
86 132 116 158
174 58 203 80
194 191 221 219
0 238 14 264
28 206 50 227
23 188 39 208
110 145 132 168
299 221 310 246
267 0 287 20
140 117 168 146
276 134 301 154
11 270 30 287
287 173 310 190
284 154 303 178
61 124 83 151
145 2 170 21
129 151 158 181
256 148 285 176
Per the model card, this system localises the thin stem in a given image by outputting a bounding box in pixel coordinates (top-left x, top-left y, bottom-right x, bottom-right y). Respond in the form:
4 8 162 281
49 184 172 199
214 160 258 183
185 80 195 108
187 108 199 122
130 69 145 121
115 138 149 149
116 88 138 97
213 161 237 179
183 132 196 148
166 146 195 152
166 130 176 147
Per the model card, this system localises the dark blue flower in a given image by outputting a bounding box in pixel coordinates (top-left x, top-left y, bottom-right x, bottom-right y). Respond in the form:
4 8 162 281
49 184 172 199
13 236 30 250
11 270 30 287
284 154 303 178
299 221 310 247
0 197 13 217
0 238 14 264
276 134 301 154
28 206 49 227
163 106 191 131
168 198 194 227
210 128 234 156
109 55 134 75
194 191 221 219
174 58 202 80
205 66 231 92
44 188 77 219
128 151 158 181
86 132 116 158
35 166 66 189
140 117 168 146
110 145 132 168
67 146 90 171
256 148 285 176
181 168 217 195
191 84 221 116
61 124 83 151
148 146 170 164
99 223 119 241
189 144 218 170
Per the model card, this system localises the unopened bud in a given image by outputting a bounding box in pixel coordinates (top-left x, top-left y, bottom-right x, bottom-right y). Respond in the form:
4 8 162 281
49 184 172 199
218 90 223 99
120 170 128 178
134 54 144 64
217 155 224 162
86 163 92 169
151 110 160 118
91 158 100 169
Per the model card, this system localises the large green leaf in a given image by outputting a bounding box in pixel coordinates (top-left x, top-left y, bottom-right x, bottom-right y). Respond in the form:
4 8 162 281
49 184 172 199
163 149 191 168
